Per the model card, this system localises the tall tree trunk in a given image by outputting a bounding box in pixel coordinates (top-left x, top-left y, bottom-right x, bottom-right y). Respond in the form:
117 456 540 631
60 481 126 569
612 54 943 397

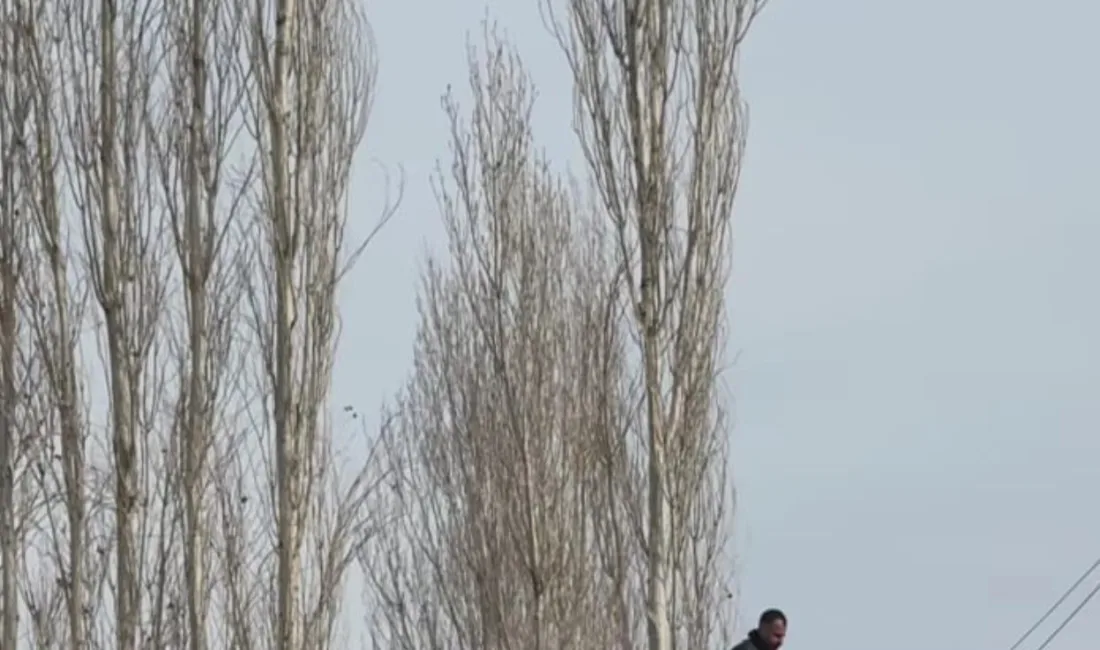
0 99 19 650
97 1 139 647
183 0 210 648
270 0 302 648
0 5 24 644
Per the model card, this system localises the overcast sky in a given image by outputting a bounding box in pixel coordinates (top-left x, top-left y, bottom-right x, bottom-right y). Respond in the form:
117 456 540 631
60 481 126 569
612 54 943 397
337 1 1100 649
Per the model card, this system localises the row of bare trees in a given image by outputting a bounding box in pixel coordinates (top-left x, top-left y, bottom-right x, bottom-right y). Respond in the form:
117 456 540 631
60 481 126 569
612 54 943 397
0 0 763 647
0 0 391 647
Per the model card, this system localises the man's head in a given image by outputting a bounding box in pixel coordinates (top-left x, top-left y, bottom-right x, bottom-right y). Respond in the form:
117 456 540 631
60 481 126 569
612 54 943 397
756 609 787 649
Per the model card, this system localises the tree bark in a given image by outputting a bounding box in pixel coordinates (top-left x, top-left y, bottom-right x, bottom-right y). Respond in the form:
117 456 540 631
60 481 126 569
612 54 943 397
271 0 302 649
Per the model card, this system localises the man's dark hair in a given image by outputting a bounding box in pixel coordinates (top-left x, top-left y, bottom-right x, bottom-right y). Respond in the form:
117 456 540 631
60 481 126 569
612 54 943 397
759 609 787 627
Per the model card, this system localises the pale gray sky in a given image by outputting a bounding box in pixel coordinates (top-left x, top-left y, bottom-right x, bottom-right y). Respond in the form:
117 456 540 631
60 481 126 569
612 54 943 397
337 1 1100 649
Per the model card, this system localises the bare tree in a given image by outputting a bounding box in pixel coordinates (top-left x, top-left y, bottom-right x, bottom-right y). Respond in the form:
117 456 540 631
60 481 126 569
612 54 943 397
362 27 642 650
547 0 766 647
242 0 394 647
1 12 72 650
15 0 100 646
148 0 252 646
0 7 55 650
0 2 30 642
55 0 172 645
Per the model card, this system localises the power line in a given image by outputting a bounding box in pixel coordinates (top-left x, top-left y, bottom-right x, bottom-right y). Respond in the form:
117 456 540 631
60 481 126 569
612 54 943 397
1033 578 1100 650
1008 555 1100 650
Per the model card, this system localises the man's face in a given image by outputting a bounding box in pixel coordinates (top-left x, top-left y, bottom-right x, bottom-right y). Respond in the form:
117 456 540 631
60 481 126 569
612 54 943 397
760 619 786 649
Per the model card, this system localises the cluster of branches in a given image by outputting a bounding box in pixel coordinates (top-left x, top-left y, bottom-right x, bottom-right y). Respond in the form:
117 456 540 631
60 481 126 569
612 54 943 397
0 0 393 648
362 0 764 648
0 0 762 648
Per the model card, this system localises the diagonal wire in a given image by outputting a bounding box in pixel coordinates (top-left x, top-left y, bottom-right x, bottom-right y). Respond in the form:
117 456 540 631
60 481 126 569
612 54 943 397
1033 578 1100 650
1008 555 1100 650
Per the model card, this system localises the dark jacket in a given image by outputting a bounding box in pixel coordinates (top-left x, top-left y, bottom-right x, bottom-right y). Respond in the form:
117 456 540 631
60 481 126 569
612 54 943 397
732 631 770 650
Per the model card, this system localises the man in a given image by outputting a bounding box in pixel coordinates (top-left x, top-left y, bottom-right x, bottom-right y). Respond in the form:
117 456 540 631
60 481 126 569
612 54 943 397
732 609 787 650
